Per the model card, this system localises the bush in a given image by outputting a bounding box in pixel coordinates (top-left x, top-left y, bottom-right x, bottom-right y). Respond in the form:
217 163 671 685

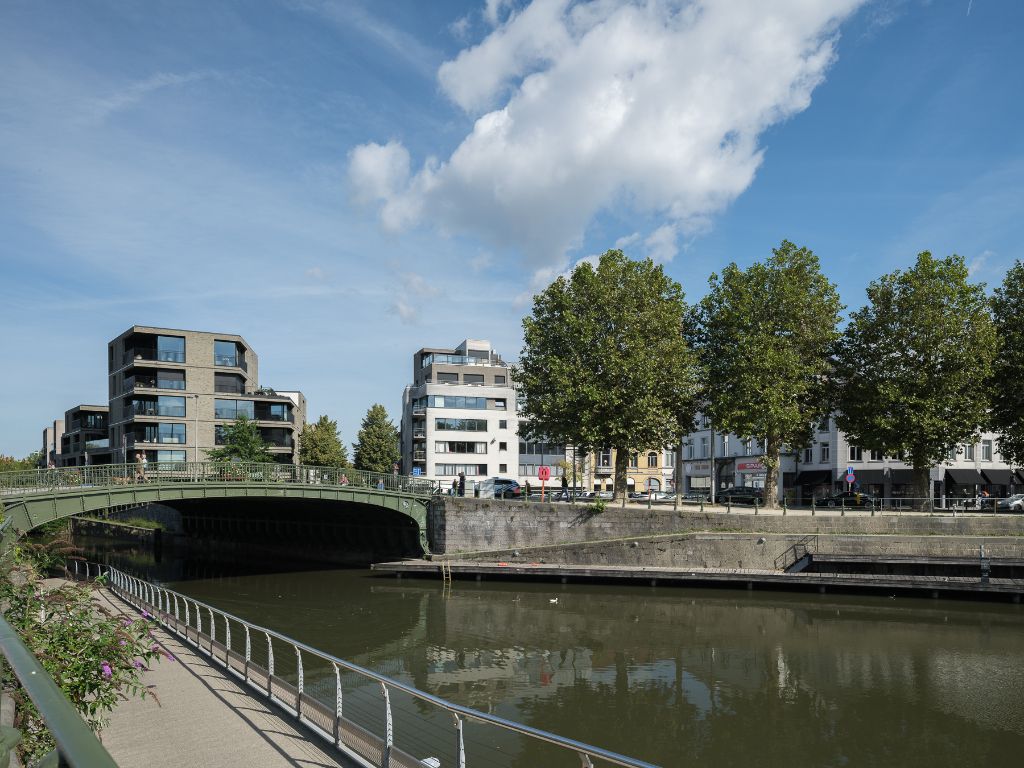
0 550 166 763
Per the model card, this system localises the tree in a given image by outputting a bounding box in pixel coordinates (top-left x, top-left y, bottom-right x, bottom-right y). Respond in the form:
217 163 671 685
989 261 1024 465
833 252 997 506
353 404 400 474
298 415 349 467
515 249 700 502
205 414 274 463
0 452 43 472
692 240 843 508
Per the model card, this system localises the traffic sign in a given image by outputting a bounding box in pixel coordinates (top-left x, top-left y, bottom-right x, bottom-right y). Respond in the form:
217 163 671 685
412 467 421 476
846 473 856 484
537 466 551 481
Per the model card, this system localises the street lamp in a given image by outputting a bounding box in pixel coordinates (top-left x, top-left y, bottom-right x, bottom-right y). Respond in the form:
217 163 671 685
190 393 200 464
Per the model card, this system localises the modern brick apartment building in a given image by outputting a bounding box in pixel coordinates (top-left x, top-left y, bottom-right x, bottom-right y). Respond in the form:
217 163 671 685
106 326 305 464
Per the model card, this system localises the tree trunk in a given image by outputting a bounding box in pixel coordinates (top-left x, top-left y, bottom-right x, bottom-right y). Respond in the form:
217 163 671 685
913 464 931 512
614 446 630 507
762 440 781 509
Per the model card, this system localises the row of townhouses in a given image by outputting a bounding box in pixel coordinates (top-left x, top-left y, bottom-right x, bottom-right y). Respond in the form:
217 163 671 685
43 326 306 467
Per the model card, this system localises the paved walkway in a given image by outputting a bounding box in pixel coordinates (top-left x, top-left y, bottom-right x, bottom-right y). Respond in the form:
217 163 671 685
92 588 354 768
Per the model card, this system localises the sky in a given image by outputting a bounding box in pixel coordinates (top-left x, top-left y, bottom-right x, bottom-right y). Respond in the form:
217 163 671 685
1 0 1022 458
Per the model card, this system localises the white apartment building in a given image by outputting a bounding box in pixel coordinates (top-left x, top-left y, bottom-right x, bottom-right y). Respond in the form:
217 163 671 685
400 340 520 483
681 414 1022 502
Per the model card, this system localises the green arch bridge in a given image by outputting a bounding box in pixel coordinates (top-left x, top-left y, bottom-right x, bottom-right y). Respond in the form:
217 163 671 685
0 461 439 557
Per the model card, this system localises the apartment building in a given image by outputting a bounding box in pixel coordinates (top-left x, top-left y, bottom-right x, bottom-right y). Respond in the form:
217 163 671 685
680 414 1022 502
583 447 678 493
55 405 113 467
41 418 64 468
400 340 519 482
107 326 305 465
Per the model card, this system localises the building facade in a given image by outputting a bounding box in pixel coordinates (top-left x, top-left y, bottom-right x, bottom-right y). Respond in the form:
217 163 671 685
107 326 305 465
582 447 678 494
41 419 64 468
400 340 519 483
55 406 112 467
680 414 1022 502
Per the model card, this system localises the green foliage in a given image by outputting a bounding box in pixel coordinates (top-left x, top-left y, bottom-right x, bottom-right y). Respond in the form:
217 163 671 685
1 550 165 763
353 404 400 474
589 498 608 515
516 250 700 500
989 260 1024 465
834 252 997 500
0 452 42 472
205 413 274 463
298 415 350 467
692 241 842 507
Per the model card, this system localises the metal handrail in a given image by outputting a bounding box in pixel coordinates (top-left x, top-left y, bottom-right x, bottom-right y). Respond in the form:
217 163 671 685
0 461 439 498
88 563 659 768
0 614 118 767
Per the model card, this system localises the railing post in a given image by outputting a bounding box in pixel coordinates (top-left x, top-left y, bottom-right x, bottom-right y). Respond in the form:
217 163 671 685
244 625 252 682
453 713 466 768
295 646 304 719
579 754 595 768
207 608 216 653
333 662 343 749
184 600 191 634
195 601 202 639
225 616 232 666
265 632 274 698
381 683 393 768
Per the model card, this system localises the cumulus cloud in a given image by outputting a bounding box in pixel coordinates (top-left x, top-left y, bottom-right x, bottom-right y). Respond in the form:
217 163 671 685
350 0 866 272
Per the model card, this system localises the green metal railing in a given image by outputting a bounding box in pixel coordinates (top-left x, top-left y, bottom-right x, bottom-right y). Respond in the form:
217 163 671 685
0 615 118 767
0 461 440 499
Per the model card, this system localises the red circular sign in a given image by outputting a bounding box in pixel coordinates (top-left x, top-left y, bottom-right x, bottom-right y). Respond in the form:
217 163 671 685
537 466 551 481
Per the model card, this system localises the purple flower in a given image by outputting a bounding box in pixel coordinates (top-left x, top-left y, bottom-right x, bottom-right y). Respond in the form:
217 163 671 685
100 662 112 679
121 618 133 627
119 640 127 647
141 610 151 619
133 660 144 670
151 644 160 653
164 652 175 662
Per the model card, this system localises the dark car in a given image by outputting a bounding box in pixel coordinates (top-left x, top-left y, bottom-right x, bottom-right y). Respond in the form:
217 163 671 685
818 490 876 508
491 477 522 499
716 487 763 504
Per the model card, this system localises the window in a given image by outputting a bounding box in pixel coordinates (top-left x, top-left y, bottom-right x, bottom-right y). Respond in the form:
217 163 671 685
435 463 488 476
499 442 507 451
463 374 484 385
156 335 185 363
159 396 186 417
742 438 752 455
663 451 675 468
214 340 241 367
214 399 254 419
849 446 862 461
629 453 638 469
965 444 975 461
156 450 186 463
869 449 883 462
158 423 186 444
820 443 830 462
647 452 658 468
499 463 507 473
494 399 506 410
428 395 487 410
156 370 185 390
982 440 993 461
498 420 507 429
495 375 506 385
818 419 830 433
434 441 487 454
435 418 487 431
685 443 694 460
803 447 813 463
700 437 708 458
437 372 459 384
597 449 612 467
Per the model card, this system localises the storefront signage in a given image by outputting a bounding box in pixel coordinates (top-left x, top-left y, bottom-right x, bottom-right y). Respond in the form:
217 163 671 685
737 461 766 473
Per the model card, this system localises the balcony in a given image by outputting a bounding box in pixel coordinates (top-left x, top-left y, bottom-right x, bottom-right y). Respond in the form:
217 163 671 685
421 353 506 368
412 430 426 440
129 401 186 418
412 407 426 417
124 348 186 365
412 451 427 462
594 464 613 476
214 354 248 372
84 438 110 451
214 382 247 394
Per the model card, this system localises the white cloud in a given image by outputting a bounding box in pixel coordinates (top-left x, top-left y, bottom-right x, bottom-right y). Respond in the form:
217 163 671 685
644 223 678 262
614 232 641 250
968 249 992 277
470 251 495 272
350 0 866 274
84 71 213 124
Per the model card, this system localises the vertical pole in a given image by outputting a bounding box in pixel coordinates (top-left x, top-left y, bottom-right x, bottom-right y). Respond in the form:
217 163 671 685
381 683 393 768
453 713 466 768
709 417 716 506
333 662 343 748
295 646 304 719
265 633 274 698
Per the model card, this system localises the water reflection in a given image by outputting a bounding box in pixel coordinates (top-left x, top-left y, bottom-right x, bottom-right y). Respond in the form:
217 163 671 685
77 540 1024 767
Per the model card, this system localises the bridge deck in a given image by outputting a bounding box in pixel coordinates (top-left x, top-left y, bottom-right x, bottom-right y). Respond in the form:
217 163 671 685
89 586 357 768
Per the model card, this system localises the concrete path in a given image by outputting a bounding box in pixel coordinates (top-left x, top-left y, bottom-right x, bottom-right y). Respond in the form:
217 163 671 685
93 588 354 768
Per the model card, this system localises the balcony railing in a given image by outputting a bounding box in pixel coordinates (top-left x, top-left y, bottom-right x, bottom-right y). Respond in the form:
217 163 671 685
214 354 248 372
421 353 506 368
412 451 427 461
130 402 187 418
255 412 294 423
123 348 186 365
214 382 246 394
412 430 426 439
84 439 110 451
129 435 186 446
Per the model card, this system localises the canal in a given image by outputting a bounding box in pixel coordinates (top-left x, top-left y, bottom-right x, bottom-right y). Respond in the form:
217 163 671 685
78 537 1024 767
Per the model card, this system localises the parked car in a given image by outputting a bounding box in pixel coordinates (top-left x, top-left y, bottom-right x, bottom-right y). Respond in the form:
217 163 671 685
993 493 1024 513
634 491 673 501
716 487 764 504
491 478 522 499
818 490 876 507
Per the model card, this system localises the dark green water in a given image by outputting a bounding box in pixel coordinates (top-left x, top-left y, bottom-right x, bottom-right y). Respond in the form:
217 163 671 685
80 540 1024 767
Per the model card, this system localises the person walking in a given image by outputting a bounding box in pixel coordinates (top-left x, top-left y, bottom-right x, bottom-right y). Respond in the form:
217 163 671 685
561 473 569 500
451 479 458 496
458 472 466 497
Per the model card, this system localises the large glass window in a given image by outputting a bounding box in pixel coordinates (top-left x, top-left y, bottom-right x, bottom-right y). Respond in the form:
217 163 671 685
156 450 186 463
158 396 186 417
427 395 487 410
158 423 186 444
463 374 484 385
267 403 289 421
820 443 830 462
435 441 487 453
156 370 185 390
437 373 459 383
647 452 658 468
965 444 975 461
156 335 185 363
214 399 254 419
982 440 993 461
849 446 862 461
869 449 883 461
435 463 488 476
435 418 487 431
214 340 240 367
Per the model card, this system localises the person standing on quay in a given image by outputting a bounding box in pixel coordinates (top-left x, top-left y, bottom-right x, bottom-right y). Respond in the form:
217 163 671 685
458 472 466 497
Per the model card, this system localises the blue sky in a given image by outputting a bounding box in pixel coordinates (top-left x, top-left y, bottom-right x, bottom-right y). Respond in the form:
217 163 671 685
1 0 1022 458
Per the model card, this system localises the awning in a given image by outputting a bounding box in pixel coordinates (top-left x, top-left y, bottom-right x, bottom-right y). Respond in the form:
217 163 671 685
982 468 1014 485
1016 471 1024 485
888 469 917 485
796 470 831 484
847 469 886 485
946 468 982 485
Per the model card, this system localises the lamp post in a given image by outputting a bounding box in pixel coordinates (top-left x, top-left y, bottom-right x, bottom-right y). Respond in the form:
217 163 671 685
190 394 200 464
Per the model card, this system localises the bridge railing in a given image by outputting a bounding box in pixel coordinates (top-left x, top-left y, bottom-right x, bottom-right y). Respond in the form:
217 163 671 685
0 462 440 498
76 561 659 768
